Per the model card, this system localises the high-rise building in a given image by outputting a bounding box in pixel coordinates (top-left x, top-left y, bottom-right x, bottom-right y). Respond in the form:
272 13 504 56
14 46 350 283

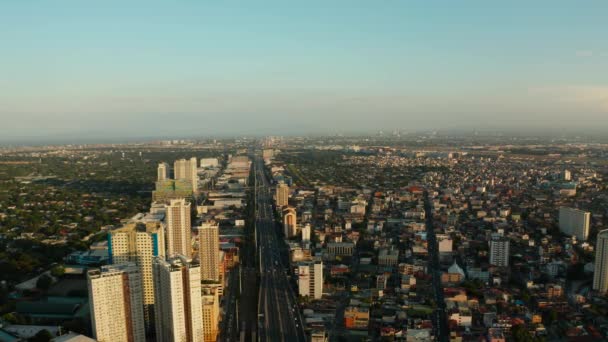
561 169 572 181
108 219 165 328
301 223 311 242
153 256 204 342
152 179 194 203
276 182 289 207
298 260 323 299
157 162 169 181
559 207 590 241
201 287 220 342
593 230 608 293
166 199 192 258
283 207 297 238
88 263 145 342
198 222 220 282
489 236 510 267
174 157 198 192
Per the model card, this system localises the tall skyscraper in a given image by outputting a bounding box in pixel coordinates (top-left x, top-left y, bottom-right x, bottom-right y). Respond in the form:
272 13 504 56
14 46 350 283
108 219 165 328
157 162 169 181
166 199 192 258
174 157 198 192
593 230 608 293
198 222 220 282
559 207 591 241
489 236 510 267
153 256 204 342
283 207 297 238
276 182 289 207
88 263 145 342
298 260 323 299
201 287 220 342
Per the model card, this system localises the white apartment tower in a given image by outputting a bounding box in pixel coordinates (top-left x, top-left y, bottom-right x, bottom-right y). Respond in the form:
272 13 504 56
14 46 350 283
108 220 165 328
88 263 145 342
301 223 311 242
198 222 220 282
157 162 169 181
298 260 323 299
153 256 204 342
593 230 608 293
562 169 572 181
559 207 590 241
174 157 198 192
276 182 289 207
166 199 192 258
489 236 510 267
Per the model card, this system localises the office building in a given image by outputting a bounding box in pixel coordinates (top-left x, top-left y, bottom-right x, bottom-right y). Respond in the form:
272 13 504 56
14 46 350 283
276 182 289 207
559 207 590 241
283 207 297 238
593 230 608 293
157 162 169 181
174 157 198 192
88 263 145 342
298 260 323 299
153 256 204 342
166 199 192 258
489 236 510 267
108 219 165 328
198 222 220 282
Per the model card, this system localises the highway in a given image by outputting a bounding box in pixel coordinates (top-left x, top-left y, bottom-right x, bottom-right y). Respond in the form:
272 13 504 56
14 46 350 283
424 191 449 342
254 155 306 342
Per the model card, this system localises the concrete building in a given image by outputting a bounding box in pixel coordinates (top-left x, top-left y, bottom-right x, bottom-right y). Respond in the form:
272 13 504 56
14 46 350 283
108 220 165 328
301 223 311 242
152 179 193 202
489 236 510 267
559 207 591 241
166 199 192 258
326 242 355 257
198 222 220 282
378 248 399 266
174 157 198 192
201 287 220 342
298 260 323 299
593 229 608 293
153 256 204 342
276 182 289 207
283 207 297 238
344 306 369 329
87 263 145 342
157 162 169 181
200 158 219 168
561 169 572 181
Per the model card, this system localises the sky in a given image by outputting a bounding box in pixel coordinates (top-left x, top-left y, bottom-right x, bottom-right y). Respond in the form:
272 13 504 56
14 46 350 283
1 1 607 142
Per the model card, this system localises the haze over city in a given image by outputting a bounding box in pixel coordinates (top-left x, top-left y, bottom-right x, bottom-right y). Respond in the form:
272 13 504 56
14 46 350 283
2 1 608 143
4 3 608 342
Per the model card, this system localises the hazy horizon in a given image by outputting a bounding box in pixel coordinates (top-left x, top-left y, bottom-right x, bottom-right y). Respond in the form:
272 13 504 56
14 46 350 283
2 1 607 141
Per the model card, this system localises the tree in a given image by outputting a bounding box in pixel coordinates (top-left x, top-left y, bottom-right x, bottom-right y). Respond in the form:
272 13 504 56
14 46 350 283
50 265 65 278
36 274 53 291
29 329 53 342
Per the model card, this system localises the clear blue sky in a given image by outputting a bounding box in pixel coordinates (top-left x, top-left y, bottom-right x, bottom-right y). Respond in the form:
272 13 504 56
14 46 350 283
1 1 607 140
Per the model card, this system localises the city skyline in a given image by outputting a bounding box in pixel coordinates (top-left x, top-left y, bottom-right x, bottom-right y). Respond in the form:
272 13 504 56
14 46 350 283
2 1 608 142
